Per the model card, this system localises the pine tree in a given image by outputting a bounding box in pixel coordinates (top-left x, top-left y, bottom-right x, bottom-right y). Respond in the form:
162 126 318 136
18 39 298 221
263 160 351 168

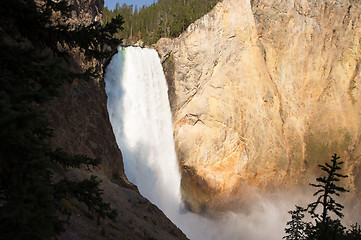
284 154 361 240
0 0 123 239
306 154 349 240
283 206 307 240
308 154 349 223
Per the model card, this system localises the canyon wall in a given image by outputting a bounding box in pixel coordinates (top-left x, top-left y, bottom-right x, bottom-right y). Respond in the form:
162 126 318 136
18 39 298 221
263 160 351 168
156 0 361 212
45 1 187 239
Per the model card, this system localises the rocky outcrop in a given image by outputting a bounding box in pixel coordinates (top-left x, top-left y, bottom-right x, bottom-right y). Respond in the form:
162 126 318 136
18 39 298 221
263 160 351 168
156 0 361 212
45 1 188 239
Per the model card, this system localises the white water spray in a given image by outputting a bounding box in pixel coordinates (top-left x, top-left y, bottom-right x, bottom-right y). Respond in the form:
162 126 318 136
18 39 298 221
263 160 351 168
105 46 292 240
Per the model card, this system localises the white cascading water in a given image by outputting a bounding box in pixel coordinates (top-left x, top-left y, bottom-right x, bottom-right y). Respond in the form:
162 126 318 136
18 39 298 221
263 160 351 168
104 46 291 240
105 47 181 218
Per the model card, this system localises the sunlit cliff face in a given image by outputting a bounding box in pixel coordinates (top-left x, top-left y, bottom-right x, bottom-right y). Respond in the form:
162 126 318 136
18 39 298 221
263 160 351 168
156 0 361 212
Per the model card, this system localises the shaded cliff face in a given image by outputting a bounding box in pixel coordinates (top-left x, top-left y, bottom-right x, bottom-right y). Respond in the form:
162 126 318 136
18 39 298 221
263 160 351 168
156 0 361 212
45 1 188 239
46 0 130 191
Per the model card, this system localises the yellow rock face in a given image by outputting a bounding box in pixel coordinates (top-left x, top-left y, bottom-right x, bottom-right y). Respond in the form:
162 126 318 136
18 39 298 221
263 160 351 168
156 0 361 212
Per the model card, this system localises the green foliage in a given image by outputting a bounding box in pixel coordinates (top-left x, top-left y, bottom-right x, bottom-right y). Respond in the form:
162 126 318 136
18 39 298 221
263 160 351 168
103 0 221 45
0 0 123 239
283 154 361 240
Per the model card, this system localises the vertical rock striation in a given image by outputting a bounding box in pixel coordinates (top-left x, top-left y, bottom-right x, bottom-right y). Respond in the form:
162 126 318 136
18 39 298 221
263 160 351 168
156 0 361 212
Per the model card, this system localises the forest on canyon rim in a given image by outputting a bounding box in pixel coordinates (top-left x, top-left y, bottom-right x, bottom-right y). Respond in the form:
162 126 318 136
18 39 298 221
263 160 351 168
102 0 221 44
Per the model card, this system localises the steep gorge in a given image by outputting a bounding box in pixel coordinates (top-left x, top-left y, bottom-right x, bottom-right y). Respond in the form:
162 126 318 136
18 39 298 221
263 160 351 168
44 0 361 238
44 1 187 239
156 0 361 213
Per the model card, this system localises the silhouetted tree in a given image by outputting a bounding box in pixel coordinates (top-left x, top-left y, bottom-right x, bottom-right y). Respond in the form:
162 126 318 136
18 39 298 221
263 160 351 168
308 154 349 224
345 223 361 240
283 205 307 240
305 154 349 240
306 218 346 240
284 154 360 240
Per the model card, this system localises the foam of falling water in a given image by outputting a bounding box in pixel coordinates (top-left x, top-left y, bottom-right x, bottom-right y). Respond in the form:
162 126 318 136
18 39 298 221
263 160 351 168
104 46 292 240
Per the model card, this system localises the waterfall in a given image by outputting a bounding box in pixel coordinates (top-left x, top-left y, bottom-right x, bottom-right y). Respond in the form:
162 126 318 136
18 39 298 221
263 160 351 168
104 46 289 240
104 46 181 219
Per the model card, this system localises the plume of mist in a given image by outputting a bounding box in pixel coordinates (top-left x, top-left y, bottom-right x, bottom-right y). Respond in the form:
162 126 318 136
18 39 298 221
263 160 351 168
175 191 310 240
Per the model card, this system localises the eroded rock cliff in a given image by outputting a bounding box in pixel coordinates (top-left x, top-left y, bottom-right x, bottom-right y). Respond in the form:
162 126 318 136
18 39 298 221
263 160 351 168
156 0 361 212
